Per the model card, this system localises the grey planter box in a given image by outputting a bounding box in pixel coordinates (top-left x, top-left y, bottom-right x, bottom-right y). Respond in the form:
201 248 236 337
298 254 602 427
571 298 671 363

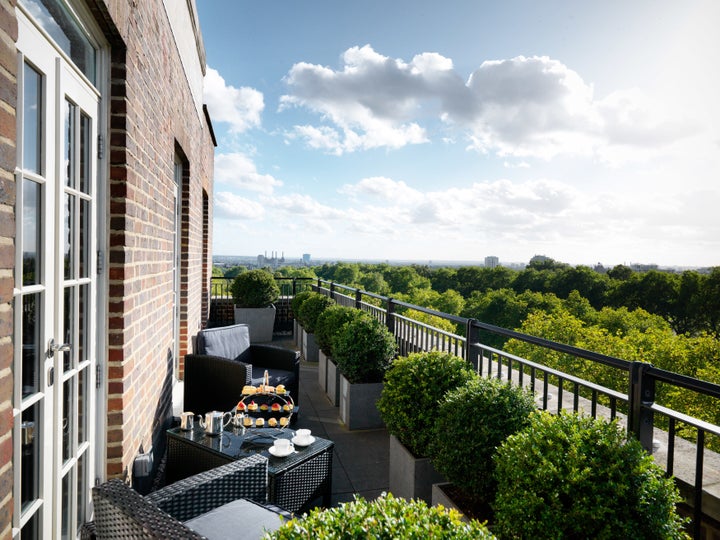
296 321 304 350
339 373 384 430
233 305 276 343
318 350 329 392
389 434 445 504
431 483 468 522
327 357 340 406
302 330 319 363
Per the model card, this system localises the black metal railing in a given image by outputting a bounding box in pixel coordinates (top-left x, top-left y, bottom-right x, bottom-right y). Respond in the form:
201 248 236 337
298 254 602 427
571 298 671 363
310 278 720 539
209 276 315 328
208 275 720 537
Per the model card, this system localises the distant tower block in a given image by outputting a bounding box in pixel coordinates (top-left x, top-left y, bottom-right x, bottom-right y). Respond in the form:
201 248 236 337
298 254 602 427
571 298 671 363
485 256 499 268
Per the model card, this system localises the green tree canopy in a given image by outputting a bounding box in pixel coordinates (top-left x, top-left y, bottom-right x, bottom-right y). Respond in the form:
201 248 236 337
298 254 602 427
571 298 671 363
382 266 431 294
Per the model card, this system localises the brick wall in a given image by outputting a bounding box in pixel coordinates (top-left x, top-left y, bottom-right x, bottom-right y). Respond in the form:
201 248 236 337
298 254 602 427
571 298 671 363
97 0 214 482
0 0 15 536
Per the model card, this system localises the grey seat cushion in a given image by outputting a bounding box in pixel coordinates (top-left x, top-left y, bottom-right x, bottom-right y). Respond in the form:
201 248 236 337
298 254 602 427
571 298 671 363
184 498 284 539
198 324 251 359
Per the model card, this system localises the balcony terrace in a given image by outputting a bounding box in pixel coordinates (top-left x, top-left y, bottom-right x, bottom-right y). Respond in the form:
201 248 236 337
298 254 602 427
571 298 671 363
206 276 720 539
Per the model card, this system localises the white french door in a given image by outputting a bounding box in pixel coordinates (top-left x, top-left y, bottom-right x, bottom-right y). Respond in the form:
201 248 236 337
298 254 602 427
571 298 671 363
14 6 100 538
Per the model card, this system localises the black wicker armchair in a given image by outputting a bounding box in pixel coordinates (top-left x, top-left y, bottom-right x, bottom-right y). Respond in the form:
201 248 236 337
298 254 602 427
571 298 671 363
184 324 300 415
85 454 290 539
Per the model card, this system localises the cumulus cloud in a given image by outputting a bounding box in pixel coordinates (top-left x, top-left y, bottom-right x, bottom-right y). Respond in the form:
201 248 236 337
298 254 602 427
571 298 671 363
339 176 423 202
204 67 264 133
215 153 283 194
280 48 697 160
334 176 581 235
280 45 463 153
261 193 345 219
214 191 265 220
459 56 601 158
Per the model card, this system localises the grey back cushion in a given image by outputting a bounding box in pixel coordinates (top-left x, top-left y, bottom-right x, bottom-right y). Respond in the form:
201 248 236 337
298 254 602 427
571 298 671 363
198 324 251 360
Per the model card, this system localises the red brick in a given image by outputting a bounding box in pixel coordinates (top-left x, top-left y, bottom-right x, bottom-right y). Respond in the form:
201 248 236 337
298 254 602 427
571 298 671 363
0 70 16 111
0 436 11 467
0 140 15 174
0 2 18 43
0 107 14 140
0 341 11 371
0 276 11 303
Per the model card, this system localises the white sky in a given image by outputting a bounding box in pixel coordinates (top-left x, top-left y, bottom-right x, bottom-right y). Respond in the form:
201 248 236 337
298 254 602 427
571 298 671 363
198 0 720 267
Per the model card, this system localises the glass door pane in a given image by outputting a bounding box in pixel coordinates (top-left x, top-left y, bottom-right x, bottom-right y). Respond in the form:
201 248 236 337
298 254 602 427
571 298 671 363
16 6 100 538
57 70 97 539
22 62 42 173
15 45 52 537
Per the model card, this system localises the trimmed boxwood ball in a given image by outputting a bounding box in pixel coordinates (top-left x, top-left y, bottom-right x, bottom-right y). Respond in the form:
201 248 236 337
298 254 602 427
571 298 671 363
429 377 535 506
231 269 280 308
289 290 313 321
295 292 335 333
314 305 363 356
333 312 397 384
377 351 476 458
493 411 689 540
264 492 495 539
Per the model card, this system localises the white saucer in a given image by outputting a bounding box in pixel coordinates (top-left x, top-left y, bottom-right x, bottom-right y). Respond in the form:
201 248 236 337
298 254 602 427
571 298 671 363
268 445 294 458
291 435 315 447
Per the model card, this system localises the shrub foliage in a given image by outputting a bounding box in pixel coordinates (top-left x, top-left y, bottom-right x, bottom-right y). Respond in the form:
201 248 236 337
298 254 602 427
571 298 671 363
314 305 362 356
289 290 313 320
377 351 476 457
429 377 535 505
493 411 689 539
295 292 335 333
264 492 495 539
334 312 397 383
231 269 280 308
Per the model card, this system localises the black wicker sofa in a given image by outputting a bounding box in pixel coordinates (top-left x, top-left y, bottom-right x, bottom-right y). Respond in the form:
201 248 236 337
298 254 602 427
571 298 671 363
84 454 290 539
184 324 300 415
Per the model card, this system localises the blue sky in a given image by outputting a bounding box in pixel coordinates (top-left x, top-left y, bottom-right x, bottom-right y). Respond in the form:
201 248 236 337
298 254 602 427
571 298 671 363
198 1 720 267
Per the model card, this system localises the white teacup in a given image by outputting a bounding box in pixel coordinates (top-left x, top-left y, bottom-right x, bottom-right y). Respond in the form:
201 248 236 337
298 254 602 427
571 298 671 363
273 439 293 453
295 429 312 444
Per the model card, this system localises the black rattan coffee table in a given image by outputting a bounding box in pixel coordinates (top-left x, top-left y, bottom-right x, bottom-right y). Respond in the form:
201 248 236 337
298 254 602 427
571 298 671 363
165 426 333 514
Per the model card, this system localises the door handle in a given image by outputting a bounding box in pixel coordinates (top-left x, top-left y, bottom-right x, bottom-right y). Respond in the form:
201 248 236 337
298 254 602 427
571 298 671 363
47 338 71 358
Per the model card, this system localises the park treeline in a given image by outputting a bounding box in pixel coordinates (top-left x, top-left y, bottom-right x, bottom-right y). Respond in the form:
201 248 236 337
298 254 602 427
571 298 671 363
286 259 719 337
293 259 720 442
220 259 720 435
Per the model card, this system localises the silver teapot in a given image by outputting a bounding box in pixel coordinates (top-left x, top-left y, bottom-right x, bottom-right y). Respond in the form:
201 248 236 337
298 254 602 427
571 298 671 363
198 411 232 436
179 411 195 431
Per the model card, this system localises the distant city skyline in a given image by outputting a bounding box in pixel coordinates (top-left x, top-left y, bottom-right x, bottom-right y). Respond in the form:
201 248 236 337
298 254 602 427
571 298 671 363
213 252 704 272
199 1 720 268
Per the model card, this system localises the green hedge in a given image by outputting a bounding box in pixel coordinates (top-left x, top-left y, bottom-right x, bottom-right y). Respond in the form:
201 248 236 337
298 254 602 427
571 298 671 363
377 351 476 457
493 411 689 539
264 493 495 539
314 305 363 356
230 269 279 308
296 292 335 333
333 312 397 384
430 377 535 506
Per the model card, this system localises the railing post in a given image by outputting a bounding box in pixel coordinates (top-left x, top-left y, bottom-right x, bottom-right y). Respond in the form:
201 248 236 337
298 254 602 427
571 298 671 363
292 278 297 296
465 318 481 371
628 361 655 453
330 282 335 301
355 289 362 309
386 298 396 336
